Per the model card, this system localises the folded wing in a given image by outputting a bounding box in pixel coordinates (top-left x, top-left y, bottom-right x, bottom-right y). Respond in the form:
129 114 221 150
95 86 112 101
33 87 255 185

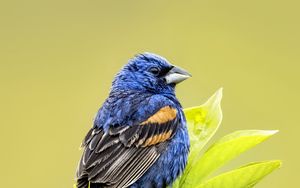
76 106 179 188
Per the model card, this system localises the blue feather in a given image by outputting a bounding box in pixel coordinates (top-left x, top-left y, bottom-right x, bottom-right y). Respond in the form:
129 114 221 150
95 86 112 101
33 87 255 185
84 52 190 187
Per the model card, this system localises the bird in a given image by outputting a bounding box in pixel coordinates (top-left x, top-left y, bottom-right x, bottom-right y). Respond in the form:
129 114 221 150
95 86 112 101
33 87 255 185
76 52 191 188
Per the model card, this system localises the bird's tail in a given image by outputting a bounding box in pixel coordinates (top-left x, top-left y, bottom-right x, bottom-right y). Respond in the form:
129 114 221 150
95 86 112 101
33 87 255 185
76 176 89 188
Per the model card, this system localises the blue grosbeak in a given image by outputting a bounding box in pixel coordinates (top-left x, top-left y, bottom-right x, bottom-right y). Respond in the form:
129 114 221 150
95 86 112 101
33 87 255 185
76 53 191 188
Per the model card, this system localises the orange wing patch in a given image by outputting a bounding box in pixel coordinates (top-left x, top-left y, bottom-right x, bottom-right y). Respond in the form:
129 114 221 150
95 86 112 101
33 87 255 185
143 130 173 146
141 106 177 125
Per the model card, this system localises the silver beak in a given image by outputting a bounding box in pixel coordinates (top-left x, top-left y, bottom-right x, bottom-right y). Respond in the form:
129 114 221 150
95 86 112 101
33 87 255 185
164 66 192 84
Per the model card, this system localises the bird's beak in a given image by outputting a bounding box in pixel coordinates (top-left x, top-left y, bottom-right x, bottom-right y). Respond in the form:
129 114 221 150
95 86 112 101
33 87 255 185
164 65 192 84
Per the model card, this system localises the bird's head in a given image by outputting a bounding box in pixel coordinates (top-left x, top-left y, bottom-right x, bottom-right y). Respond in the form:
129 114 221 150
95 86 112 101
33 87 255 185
111 52 191 94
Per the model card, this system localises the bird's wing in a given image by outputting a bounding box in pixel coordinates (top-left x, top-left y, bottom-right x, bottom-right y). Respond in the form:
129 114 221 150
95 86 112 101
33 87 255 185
76 106 180 188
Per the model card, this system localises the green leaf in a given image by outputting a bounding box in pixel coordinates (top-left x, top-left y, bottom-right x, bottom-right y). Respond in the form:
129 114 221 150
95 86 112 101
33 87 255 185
184 130 278 187
178 88 223 186
197 160 282 188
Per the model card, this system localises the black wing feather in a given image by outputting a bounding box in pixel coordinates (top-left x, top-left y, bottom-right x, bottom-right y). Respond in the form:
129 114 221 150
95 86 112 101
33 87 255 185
76 106 179 188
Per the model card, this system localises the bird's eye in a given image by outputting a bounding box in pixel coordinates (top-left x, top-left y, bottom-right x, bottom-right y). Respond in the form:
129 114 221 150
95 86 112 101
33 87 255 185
149 67 160 75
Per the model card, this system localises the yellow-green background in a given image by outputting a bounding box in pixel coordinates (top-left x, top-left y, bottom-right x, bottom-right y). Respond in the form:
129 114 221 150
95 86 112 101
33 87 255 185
0 0 299 187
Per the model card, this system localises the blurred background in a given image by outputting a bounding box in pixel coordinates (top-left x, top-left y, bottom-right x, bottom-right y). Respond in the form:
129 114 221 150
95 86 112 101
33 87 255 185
0 0 299 187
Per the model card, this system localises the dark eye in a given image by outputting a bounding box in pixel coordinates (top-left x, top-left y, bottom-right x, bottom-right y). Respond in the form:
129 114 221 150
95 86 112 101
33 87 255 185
149 67 160 75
